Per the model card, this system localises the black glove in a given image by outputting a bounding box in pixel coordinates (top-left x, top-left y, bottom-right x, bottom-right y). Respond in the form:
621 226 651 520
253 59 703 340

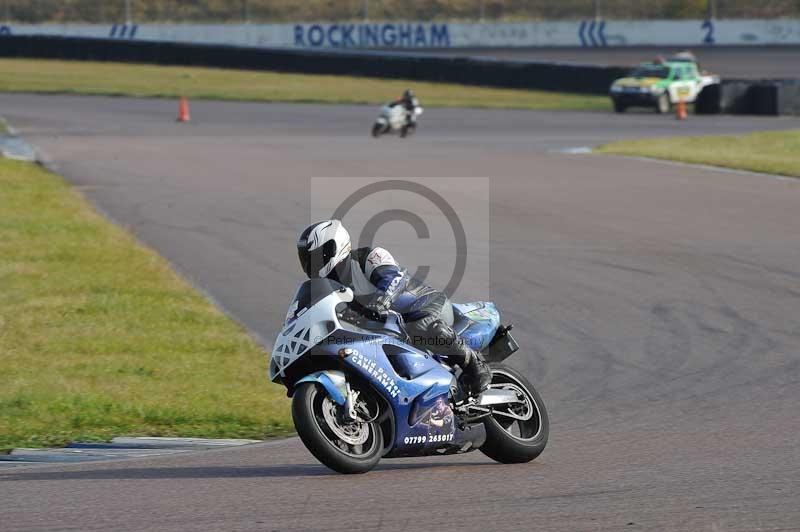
339 300 386 324
338 306 362 324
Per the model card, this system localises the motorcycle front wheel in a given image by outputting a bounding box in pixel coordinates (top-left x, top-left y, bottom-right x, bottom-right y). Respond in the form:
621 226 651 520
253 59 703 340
400 123 415 138
371 122 384 138
292 382 383 474
479 363 549 464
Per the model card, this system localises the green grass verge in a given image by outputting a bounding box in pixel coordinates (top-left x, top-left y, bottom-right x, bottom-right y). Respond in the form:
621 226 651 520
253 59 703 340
0 58 608 111
595 130 800 178
0 158 292 452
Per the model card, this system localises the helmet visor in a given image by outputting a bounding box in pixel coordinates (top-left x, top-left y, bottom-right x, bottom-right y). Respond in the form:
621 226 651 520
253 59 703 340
298 239 337 278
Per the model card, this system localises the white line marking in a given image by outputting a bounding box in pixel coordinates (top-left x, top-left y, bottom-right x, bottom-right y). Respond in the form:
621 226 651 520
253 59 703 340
555 146 593 154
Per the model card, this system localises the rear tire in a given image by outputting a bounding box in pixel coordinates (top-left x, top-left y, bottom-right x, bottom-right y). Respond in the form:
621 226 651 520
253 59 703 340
292 382 383 474
479 363 548 464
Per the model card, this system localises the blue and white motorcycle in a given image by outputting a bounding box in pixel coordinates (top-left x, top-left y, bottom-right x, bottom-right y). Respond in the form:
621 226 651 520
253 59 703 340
270 278 548 474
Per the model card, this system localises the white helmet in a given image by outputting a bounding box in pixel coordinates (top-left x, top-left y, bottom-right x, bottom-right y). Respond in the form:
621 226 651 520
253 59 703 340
297 220 352 278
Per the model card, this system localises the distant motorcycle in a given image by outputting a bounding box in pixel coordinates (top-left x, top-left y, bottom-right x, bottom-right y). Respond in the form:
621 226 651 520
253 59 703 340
270 278 549 474
371 104 423 138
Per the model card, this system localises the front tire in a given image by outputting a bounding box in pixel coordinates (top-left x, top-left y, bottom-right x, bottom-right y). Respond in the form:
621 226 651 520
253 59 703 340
292 382 383 474
400 123 415 138
479 363 548 464
371 122 384 138
656 92 672 114
613 100 627 113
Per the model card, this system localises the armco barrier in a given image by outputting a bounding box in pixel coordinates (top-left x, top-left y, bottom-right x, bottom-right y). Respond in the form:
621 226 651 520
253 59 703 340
0 35 626 95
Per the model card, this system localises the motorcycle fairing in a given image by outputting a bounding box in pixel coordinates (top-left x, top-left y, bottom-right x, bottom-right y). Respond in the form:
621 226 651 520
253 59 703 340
378 104 411 130
270 280 352 381
312 334 479 456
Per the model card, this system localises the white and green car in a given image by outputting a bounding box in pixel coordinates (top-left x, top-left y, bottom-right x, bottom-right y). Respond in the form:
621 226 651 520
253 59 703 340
610 58 719 114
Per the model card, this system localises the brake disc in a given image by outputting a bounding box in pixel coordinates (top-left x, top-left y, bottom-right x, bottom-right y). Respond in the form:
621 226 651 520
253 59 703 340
322 396 369 445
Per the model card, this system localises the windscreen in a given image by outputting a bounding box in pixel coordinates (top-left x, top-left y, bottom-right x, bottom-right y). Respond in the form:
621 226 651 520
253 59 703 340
286 278 346 324
629 65 669 79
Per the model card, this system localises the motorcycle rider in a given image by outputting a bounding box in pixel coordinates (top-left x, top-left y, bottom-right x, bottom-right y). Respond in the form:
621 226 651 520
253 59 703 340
389 89 420 127
296 219 492 396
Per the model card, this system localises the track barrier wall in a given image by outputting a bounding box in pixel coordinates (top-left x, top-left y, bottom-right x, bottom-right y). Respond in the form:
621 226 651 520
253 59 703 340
0 34 628 95
1 35 798 115
2 20 800 48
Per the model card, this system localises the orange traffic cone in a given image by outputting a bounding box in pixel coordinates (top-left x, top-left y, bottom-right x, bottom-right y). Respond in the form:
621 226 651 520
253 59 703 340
176 96 191 122
676 99 687 121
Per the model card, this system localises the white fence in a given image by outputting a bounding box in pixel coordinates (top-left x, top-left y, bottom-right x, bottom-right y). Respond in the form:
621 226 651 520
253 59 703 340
2 20 799 48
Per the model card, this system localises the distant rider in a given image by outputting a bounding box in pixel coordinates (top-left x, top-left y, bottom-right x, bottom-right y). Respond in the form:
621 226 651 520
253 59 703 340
296 220 492 396
389 89 420 126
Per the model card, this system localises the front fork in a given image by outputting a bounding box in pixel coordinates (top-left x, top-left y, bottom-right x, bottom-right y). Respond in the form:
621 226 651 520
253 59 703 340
344 382 360 421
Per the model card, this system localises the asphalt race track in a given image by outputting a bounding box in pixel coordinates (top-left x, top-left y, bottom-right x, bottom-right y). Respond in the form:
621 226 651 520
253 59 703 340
410 45 800 79
1 94 799 531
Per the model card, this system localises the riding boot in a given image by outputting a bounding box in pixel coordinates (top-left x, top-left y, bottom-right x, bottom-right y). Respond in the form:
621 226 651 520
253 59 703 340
459 348 492 396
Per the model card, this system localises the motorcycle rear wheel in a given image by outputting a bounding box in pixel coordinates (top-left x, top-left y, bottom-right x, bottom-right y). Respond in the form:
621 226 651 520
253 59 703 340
292 382 383 474
479 363 549 464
